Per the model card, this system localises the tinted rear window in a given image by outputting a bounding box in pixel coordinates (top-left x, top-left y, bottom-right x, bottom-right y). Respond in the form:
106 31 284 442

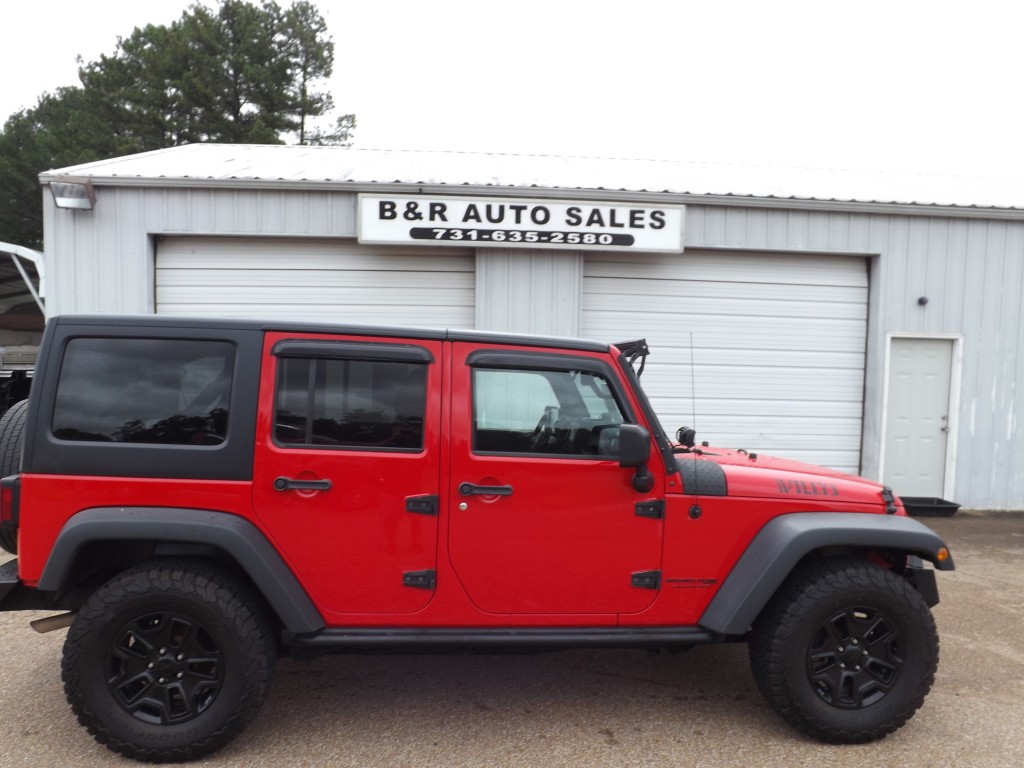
275 357 426 450
52 338 234 445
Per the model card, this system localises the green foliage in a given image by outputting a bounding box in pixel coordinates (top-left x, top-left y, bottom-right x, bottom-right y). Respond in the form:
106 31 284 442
0 0 346 248
0 88 120 249
304 113 357 147
283 1 335 144
77 0 340 146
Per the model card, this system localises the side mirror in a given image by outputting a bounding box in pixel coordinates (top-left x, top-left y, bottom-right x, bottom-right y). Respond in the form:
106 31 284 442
618 424 655 493
618 424 650 467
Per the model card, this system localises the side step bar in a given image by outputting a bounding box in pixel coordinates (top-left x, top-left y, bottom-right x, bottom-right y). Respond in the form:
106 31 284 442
289 626 716 652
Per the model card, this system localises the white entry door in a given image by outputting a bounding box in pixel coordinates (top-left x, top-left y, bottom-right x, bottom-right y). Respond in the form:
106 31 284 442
883 338 954 498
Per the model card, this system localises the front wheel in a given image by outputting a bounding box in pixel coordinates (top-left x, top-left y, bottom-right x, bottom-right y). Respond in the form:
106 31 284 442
749 559 938 743
62 560 277 762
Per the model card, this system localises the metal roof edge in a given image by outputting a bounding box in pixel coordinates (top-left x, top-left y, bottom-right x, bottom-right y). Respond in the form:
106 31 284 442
44 174 1024 221
675 193 1024 220
37 146 193 178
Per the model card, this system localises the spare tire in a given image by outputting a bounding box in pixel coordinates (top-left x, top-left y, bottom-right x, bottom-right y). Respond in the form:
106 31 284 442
0 399 29 554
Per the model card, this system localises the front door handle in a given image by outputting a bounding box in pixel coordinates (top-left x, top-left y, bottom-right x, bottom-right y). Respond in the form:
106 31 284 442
274 476 332 492
459 482 513 496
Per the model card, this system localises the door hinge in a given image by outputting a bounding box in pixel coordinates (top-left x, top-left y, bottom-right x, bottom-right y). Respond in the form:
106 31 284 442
634 500 665 519
631 570 661 590
402 569 436 590
405 494 439 516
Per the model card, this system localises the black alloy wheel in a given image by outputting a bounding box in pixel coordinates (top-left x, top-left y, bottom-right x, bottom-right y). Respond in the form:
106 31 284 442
805 604 902 709
105 609 225 726
62 559 277 762
749 559 938 744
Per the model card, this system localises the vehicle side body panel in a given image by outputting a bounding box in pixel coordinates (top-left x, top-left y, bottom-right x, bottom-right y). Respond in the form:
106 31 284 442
13 476 255 584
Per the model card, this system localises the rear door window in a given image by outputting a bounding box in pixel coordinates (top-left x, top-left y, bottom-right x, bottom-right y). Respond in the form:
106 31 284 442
274 357 427 451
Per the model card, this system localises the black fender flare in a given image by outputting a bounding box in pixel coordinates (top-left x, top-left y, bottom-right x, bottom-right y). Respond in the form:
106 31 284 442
698 512 954 636
38 507 324 634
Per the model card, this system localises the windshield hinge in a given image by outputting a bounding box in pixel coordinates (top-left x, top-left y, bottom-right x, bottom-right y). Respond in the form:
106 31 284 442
880 486 898 515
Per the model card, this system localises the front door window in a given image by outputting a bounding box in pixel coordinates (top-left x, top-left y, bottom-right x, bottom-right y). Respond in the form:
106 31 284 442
472 367 624 456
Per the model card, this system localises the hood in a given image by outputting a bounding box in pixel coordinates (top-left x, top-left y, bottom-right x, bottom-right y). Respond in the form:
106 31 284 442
675 445 899 513
704 447 879 484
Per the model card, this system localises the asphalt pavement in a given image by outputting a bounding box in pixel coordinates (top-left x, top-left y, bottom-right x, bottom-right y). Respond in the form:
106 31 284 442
0 510 1021 767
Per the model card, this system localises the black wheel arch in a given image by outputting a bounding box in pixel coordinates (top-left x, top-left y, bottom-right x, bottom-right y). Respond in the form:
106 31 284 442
37 507 324 634
699 512 954 637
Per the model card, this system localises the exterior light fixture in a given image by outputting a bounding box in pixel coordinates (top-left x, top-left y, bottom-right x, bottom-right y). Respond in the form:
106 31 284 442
49 177 96 210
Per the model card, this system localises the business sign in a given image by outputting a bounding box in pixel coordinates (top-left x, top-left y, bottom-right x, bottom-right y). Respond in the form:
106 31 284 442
358 194 685 253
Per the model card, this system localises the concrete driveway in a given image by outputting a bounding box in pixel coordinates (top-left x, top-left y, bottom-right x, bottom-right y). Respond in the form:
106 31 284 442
1 511 1021 767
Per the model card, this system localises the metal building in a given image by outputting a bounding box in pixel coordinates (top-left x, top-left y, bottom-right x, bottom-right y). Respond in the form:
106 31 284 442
39 145 1024 510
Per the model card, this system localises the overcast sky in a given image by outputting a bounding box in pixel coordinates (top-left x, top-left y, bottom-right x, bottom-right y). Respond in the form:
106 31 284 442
4 0 1023 180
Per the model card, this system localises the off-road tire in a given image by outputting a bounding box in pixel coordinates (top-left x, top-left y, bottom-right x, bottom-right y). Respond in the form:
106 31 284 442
0 399 28 554
61 559 277 762
749 558 938 743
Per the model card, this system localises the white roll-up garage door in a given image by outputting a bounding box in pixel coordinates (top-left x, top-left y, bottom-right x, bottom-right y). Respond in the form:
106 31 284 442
583 251 868 473
156 236 475 328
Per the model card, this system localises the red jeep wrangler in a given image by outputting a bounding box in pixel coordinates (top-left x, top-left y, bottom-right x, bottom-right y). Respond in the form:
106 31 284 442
0 315 953 761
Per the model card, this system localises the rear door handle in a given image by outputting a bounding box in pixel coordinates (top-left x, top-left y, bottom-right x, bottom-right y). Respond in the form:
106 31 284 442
274 476 332 492
459 482 513 496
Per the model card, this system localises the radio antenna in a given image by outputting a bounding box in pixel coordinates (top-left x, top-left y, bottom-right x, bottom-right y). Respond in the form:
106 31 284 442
689 331 697 435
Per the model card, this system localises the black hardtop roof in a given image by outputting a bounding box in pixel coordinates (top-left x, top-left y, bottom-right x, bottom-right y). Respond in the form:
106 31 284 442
51 314 612 354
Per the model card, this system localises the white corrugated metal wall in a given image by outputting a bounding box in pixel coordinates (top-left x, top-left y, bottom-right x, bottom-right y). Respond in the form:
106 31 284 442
582 251 868 473
685 207 1024 508
41 184 1024 509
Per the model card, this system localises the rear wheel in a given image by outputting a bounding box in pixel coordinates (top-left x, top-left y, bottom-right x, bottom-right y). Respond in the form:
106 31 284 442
749 559 938 743
0 399 28 554
62 559 277 762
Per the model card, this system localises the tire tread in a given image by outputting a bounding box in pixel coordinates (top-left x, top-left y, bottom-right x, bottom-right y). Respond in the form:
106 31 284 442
62 559 277 763
749 558 938 743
